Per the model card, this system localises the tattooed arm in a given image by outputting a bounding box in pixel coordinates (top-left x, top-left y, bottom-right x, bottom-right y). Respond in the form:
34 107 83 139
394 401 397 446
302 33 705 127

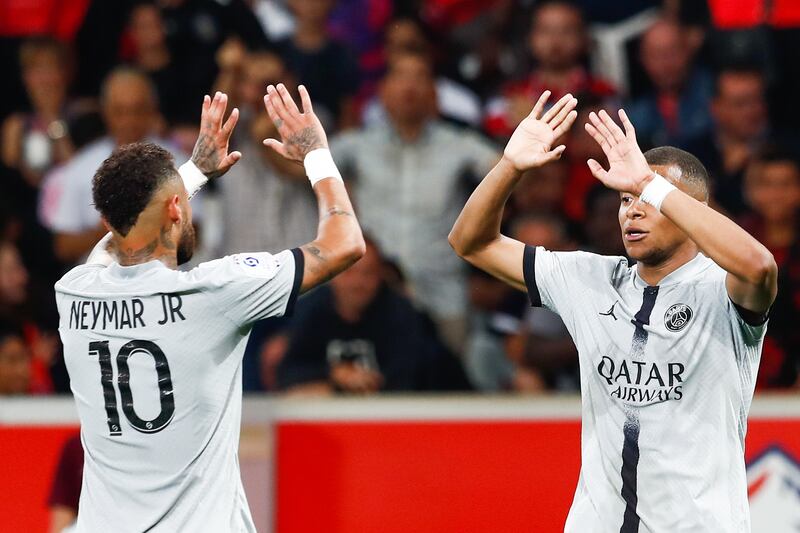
263 83 365 292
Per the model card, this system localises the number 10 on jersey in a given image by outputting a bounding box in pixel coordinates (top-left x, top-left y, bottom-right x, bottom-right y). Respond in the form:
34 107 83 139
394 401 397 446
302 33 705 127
89 340 176 436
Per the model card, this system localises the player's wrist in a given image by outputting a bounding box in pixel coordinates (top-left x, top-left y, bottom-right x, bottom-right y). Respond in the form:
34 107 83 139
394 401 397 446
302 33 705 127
304 148 343 186
178 160 208 199
499 154 524 176
638 172 677 212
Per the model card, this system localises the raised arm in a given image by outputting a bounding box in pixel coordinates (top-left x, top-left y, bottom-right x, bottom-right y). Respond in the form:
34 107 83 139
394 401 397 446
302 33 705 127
448 91 577 290
585 109 777 314
263 83 365 292
87 92 241 266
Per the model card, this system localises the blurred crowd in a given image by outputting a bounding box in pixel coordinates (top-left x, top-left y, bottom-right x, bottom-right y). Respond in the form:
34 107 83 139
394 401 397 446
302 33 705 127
2 0 800 398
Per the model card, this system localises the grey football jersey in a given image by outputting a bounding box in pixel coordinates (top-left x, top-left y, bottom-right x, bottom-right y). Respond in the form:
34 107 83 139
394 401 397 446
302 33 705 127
55 249 303 533
523 247 766 533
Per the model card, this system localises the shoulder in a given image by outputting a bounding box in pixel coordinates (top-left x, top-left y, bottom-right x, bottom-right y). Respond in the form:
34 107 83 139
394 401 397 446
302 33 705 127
187 250 294 288
54 264 105 295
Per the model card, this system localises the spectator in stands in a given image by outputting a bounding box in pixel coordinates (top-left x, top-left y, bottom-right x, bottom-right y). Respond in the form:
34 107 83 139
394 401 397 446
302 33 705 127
562 95 607 221
361 16 483 128
38 67 184 264
503 214 579 393
686 67 769 216
126 2 183 127
48 432 83 533
0 326 31 395
0 240 60 393
2 37 75 187
627 18 713 150
330 50 499 352
483 0 615 139
278 239 463 394
217 50 316 255
740 146 800 388
278 0 360 130
157 0 270 123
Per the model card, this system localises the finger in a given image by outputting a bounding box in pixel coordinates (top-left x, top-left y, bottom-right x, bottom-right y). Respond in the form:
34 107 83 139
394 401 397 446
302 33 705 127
585 122 611 153
547 96 577 130
552 110 578 139
262 138 288 157
200 94 211 124
209 91 227 130
541 144 567 164
266 85 290 124
219 151 242 171
528 90 551 120
588 112 614 147
598 109 626 143
618 109 637 140
263 91 285 132
298 85 314 114
587 158 610 182
542 93 572 123
276 83 300 116
221 107 239 136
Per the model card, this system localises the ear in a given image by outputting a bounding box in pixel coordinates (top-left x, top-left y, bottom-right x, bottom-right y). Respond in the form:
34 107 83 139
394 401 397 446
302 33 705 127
166 194 182 224
100 217 112 233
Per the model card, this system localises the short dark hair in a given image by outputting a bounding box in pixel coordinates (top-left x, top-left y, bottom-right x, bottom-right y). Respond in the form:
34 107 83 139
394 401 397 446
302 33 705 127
713 65 764 97
19 35 69 70
92 143 178 236
644 146 710 200
532 0 586 26
751 143 800 170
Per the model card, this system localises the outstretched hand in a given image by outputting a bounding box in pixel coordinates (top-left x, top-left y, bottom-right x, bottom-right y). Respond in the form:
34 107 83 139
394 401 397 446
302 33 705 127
502 91 578 172
191 91 241 180
262 84 327 163
584 109 653 195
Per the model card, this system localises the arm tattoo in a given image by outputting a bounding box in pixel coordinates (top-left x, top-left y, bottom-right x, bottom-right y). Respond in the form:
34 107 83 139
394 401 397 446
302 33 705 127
322 207 354 220
301 243 336 284
287 127 324 158
191 131 223 180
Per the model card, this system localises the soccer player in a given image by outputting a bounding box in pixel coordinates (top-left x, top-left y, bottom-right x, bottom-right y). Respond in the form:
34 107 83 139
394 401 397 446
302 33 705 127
449 91 777 532
54 85 364 532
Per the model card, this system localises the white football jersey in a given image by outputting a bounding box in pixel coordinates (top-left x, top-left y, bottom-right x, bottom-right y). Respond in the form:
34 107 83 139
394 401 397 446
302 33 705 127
55 249 303 532
523 247 766 533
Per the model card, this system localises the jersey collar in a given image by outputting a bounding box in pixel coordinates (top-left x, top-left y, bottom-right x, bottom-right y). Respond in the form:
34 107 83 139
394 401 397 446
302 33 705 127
106 260 169 279
632 253 713 289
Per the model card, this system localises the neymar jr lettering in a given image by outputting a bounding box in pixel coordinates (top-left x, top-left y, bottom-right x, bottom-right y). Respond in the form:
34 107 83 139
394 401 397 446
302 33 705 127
67 294 187 330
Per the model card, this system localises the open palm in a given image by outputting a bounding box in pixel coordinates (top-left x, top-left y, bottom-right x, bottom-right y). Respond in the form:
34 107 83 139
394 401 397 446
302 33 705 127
503 91 578 172
584 109 652 194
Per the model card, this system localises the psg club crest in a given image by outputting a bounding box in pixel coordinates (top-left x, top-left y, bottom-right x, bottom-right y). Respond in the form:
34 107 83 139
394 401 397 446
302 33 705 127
664 303 692 332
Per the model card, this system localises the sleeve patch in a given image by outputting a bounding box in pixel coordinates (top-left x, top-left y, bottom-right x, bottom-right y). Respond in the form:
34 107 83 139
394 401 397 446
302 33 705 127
231 253 280 279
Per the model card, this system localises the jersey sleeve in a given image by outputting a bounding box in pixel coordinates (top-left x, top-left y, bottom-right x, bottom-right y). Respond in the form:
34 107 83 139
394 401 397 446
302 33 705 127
195 248 304 327
522 245 611 318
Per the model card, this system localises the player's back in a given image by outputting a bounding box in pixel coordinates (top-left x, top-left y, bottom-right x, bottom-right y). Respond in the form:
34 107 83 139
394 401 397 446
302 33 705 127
55 251 301 532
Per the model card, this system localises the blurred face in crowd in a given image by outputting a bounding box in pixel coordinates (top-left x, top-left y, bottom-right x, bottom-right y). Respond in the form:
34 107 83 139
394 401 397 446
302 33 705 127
288 0 334 25
746 160 800 224
332 242 383 318
385 18 429 61
380 54 437 127
0 335 31 396
238 53 289 111
513 161 568 214
129 4 167 52
640 20 692 93
513 217 567 250
102 72 159 146
21 45 68 114
529 3 586 71
618 165 703 265
712 72 767 142
0 243 28 306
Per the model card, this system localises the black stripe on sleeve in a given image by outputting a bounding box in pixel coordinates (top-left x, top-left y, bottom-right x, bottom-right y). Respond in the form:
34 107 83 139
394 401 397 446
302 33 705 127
732 301 769 326
285 248 305 316
523 245 542 307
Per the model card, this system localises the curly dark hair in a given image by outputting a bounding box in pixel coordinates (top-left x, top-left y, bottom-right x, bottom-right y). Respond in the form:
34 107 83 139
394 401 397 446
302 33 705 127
92 143 179 236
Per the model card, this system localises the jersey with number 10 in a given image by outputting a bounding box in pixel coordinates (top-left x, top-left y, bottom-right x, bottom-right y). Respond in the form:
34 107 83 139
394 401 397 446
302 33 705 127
523 247 766 533
55 249 303 533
